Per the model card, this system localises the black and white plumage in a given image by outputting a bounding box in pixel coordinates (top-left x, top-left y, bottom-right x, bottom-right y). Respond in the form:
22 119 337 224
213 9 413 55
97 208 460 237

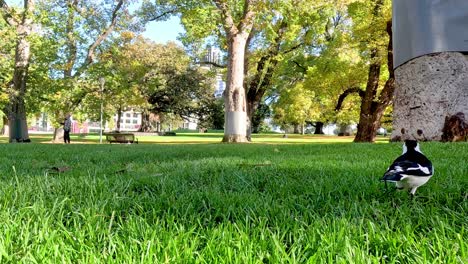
381 140 434 196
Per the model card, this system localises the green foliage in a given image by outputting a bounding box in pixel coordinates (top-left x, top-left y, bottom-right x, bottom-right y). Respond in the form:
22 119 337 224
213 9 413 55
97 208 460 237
251 102 270 133
197 97 224 130
272 83 319 128
96 35 217 127
27 0 140 128
0 142 466 262
288 0 393 129
0 16 15 110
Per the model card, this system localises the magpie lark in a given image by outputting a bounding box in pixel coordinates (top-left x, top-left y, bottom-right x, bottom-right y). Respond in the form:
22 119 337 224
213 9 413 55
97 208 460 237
381 140 433 196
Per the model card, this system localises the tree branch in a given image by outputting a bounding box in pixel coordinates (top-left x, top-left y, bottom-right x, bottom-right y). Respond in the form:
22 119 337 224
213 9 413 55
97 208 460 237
238 0 256 33
147 9 177 22
70 0 86 17
213 0 236 35
335 87 365 111
64 0 78 78
199 61 227 68
377 20 395 107
0 0 19 26
291 60 307 73
74 0 124 77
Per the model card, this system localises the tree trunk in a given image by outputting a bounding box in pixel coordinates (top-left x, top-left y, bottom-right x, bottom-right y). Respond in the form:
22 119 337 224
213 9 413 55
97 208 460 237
354 47 381 142
293 124 300 134
337 123 352 136
391 53 468 141
4 0 35 143
246 102 255 141
156 121 161 132
354 111 383 142
7 92 29 144
52 127 64 143
116 106 122 132
314 122 324 134
246 57 278 139
223 34 249 143
215 0 256 143
138 110 152 132
1 114 9 136
354 20 394 143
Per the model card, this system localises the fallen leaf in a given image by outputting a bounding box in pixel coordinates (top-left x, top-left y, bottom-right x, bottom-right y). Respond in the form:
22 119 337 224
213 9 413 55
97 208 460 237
114 168 127 174
49 166 71 173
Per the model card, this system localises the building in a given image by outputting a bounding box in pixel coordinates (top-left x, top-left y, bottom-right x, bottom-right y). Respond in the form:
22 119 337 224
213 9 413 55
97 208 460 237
214 73 225 98
114 110 141 131
204 45 222 65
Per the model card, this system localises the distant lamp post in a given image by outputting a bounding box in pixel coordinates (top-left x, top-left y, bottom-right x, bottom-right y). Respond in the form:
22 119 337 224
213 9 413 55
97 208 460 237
99 77 105 144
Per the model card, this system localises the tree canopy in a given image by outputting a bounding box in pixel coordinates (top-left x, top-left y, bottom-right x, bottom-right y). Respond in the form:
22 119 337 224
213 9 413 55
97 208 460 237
1 0 397 142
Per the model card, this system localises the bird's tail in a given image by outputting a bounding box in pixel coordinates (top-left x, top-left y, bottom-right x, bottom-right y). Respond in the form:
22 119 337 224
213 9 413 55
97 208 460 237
381 171 404 182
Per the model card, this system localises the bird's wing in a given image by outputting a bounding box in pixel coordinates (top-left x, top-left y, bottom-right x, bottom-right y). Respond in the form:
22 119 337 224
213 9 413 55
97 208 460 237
381 160 410 181
381 159 432 182
385 160 432 177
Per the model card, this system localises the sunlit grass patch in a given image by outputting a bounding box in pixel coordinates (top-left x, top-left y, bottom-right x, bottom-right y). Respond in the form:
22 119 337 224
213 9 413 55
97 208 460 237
1 132 390 144
0 142 466 262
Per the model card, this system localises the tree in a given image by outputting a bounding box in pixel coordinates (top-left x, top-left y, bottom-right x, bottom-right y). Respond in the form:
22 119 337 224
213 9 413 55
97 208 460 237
244 0 339 139
335 0 393 142
391 3 468 141
213 0 257 142
96 35 216 132
0 0 36 142
35 0 133 141
0 13 14 135
272 83 319 134
141 1 360 141
197 97 224 130
142 0 258 142
250 102 270 133
263 2 362 135
302 28 365 134
298 0 392 141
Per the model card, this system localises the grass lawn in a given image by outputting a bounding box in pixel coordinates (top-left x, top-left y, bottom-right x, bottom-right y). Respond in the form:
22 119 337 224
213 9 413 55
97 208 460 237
0 132 390 144
0 139 466 263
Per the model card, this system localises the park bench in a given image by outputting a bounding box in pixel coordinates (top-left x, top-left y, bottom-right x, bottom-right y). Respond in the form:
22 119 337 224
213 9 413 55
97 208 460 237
104 133 138 144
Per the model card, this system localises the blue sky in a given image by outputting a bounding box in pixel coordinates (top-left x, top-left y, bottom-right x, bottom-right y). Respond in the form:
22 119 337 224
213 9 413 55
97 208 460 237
143 16 184 44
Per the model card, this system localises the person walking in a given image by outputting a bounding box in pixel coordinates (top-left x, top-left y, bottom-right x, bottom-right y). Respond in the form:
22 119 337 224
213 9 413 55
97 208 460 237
63 113 72 144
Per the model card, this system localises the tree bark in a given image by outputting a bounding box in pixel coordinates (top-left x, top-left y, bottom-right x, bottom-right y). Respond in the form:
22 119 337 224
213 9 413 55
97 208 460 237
293 123 300 134
138 110 152 132
2 0 35 143
354 20 394 142
314 122 325 134
116 106 122 132
215 0 256 143
1 114 9 136
223 34 249 142
391 53 468 141
52 127 64 143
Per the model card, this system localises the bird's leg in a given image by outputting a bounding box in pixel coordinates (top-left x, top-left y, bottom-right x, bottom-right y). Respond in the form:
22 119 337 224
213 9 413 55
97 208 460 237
383 181 397 195
408 187 418 200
